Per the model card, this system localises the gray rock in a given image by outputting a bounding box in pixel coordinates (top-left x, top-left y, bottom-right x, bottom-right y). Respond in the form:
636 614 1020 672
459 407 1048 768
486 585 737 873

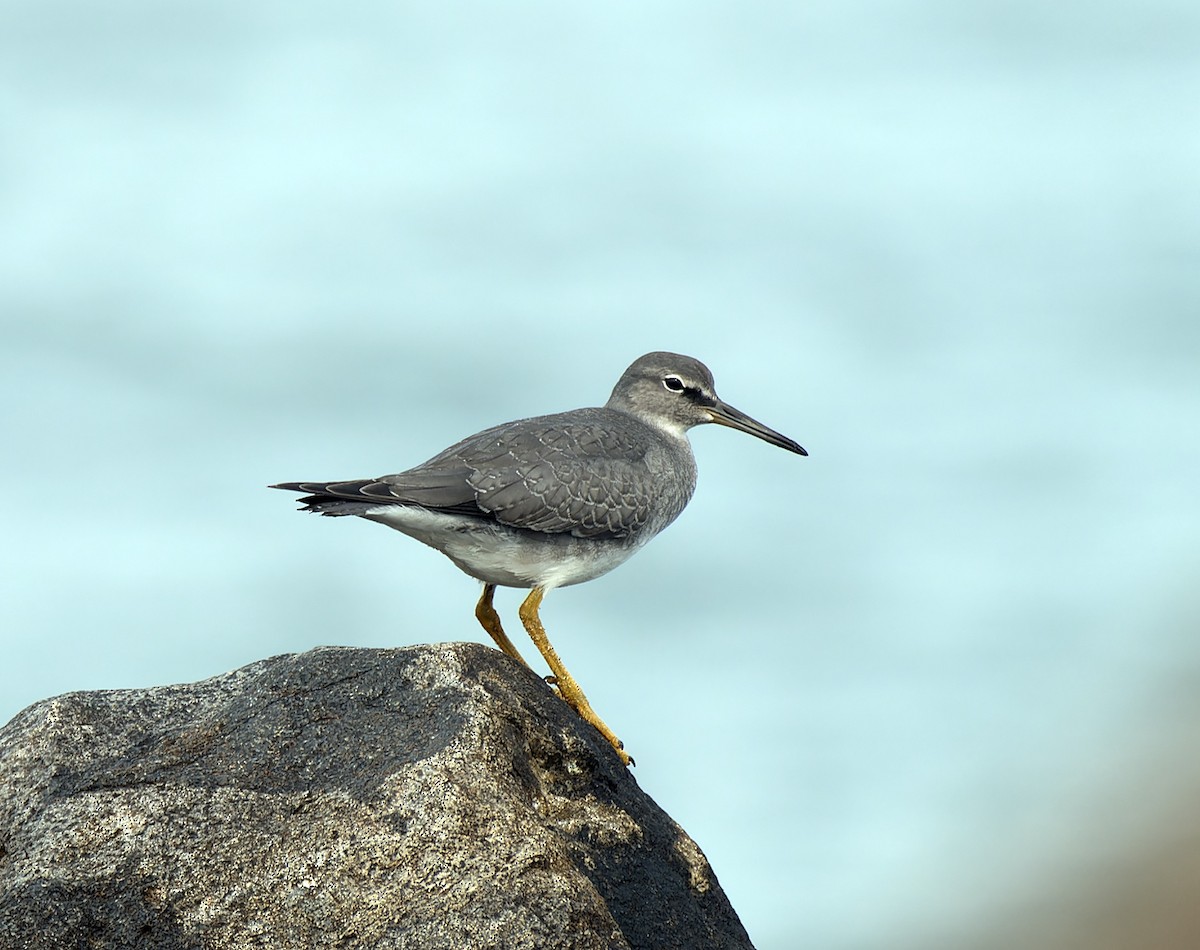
0 643 755 949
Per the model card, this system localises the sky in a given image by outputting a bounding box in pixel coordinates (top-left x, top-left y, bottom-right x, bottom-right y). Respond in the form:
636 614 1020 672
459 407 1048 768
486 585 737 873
2 2 1199 948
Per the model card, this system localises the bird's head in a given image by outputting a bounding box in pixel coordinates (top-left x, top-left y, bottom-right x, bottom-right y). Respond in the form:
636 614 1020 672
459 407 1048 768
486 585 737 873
606 351 807 455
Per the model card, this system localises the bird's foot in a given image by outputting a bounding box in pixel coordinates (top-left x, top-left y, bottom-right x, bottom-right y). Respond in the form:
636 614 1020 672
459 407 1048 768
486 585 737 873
557 688 633 767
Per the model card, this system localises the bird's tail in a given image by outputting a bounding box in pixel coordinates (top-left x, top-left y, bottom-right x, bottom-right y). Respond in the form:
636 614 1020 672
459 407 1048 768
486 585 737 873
269 482 385 517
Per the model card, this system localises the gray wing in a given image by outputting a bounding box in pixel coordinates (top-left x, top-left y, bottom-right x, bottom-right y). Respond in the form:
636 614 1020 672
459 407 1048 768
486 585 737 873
275 410 659 540
455 417 657 538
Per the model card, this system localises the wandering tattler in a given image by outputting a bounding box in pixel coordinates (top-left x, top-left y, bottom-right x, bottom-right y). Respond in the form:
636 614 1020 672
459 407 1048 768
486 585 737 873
271 351 806 765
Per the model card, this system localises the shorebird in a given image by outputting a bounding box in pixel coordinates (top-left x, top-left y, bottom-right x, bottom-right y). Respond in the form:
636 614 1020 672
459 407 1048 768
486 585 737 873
272 351 806 765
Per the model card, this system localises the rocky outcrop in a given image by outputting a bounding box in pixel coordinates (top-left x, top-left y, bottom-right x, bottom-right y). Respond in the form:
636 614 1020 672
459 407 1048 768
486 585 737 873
0 642 754 949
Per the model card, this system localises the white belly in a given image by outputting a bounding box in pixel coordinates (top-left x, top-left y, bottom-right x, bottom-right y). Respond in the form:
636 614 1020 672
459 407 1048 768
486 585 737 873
363 505 649 590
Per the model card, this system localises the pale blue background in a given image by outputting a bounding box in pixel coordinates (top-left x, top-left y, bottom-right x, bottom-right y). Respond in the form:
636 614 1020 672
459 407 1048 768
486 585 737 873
2 3 1198 948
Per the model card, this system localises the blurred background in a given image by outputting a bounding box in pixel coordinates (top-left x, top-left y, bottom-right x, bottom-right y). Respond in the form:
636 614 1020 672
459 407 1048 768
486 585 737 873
2 1 1198 947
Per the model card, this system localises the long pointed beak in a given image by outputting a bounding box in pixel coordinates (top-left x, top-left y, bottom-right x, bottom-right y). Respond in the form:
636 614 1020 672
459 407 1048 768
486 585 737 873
707 400 808 455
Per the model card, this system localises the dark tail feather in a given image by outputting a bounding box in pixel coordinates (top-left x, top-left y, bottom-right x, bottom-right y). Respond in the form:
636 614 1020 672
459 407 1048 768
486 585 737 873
269 482 393 517
298 495 385 517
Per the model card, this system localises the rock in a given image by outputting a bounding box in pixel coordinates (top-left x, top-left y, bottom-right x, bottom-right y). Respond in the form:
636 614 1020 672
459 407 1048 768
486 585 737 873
0 643 755 949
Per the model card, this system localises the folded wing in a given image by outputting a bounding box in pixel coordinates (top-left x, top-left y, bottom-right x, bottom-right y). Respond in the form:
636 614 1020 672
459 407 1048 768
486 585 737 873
273 410 659 540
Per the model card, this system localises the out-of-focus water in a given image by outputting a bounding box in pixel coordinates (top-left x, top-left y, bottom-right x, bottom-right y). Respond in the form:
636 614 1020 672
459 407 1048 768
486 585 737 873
2 3 1198 948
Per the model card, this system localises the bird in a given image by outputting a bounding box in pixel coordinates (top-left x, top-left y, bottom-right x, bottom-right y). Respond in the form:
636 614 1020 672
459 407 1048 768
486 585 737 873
271 351 806 765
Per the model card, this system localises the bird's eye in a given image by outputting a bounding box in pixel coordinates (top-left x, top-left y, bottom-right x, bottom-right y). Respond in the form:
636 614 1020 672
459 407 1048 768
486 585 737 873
662 375 685 393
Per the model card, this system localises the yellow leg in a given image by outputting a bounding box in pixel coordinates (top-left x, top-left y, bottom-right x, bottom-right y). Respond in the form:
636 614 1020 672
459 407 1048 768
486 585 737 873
475 584 533 668
518 587 633 767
